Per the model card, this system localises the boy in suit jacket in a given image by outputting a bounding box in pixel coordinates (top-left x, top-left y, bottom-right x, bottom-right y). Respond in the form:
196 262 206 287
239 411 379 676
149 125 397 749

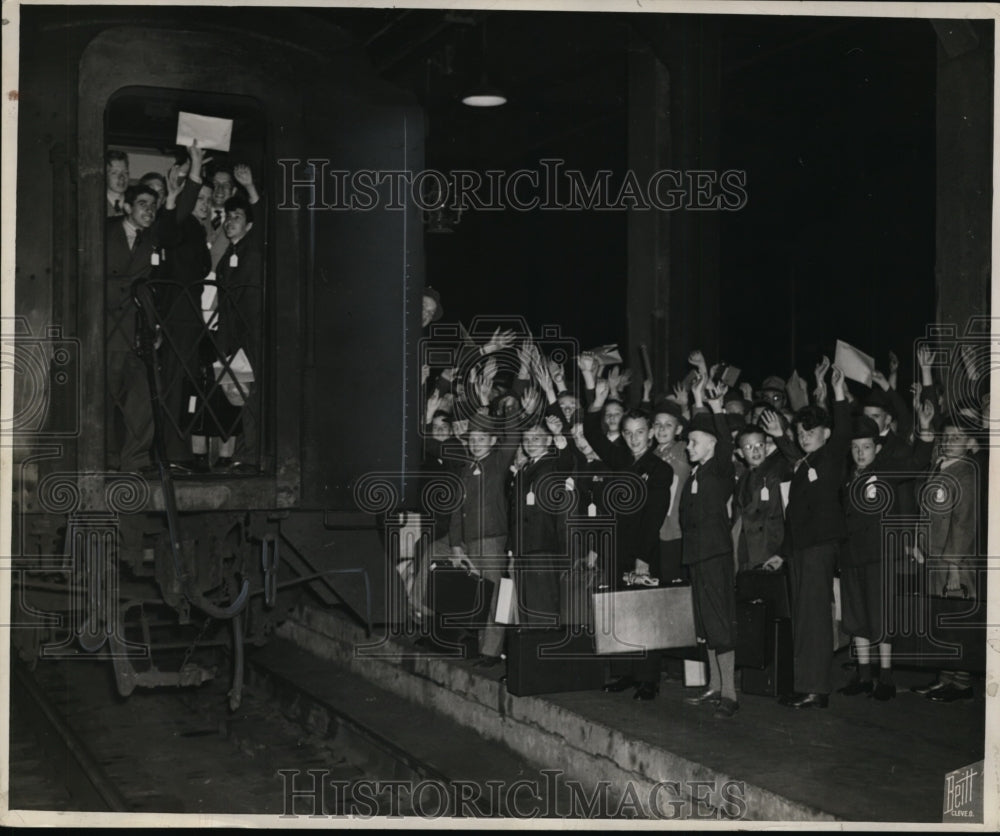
105 184 161 471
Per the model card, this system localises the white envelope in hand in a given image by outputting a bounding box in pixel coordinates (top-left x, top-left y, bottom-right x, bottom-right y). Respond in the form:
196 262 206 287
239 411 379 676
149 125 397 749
176 111 233 152
834 339 875 387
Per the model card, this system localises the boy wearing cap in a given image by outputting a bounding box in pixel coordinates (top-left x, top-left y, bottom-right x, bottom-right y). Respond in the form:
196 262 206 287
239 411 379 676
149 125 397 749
680 373 739 719
449 412 518 665
762 365 850 709
839 407 935 700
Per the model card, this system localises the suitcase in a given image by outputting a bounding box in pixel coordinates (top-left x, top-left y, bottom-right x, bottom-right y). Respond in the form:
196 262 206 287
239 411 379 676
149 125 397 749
429 565 496 631
736 567 792 619
592 585 697 655
740 617 793 696
734 598 774 669
505 629 607 697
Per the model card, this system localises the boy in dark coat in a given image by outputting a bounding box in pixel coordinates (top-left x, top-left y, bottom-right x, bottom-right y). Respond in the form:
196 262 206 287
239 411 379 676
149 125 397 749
838 407 934 701
680 374 739 719
764 365 851 709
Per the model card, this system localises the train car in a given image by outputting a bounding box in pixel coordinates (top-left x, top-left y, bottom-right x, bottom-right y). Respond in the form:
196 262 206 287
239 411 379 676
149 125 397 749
10 6 424 705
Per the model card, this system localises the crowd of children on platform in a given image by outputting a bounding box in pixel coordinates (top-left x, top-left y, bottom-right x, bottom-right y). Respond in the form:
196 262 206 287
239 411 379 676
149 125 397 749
412 289 988 719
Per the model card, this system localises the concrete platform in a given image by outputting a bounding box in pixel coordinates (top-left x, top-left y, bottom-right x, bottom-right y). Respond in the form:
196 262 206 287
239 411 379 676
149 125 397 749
277 604 986 823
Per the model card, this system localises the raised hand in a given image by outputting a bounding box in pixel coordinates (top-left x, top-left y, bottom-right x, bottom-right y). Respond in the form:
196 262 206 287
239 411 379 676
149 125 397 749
425 389 443 422
671 381 689 407
688 349 707 373
544 413 563 436
233 163 254 188
830 364 846 398
618 368 633 391
871 369 890 391
690 372 707 407
705 380 727 412
739 381 753 402
814 354 830 383
607 365 623 395
760 409 784 438
484 327 516 355
576 352 596 376
917 397 935 430
642 378 653 401
520 385 541 416
813 380 828 408
593 378 610 407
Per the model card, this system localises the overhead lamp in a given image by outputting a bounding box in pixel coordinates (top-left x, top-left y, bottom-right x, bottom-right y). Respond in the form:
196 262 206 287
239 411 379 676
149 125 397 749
462 85 507 108
462 19 506 108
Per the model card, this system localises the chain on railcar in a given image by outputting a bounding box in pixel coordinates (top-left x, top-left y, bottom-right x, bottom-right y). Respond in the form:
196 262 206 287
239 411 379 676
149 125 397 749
11 8 425 707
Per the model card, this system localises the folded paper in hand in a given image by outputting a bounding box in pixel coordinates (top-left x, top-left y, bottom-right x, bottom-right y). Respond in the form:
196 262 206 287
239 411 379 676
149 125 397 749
834 339 875 387
176 111 233 152
589 343 623 366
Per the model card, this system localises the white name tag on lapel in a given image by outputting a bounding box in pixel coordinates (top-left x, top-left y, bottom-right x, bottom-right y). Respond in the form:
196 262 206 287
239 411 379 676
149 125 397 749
760 486 769 502
526 491 535 506
807 467 818 483
229 253 239 268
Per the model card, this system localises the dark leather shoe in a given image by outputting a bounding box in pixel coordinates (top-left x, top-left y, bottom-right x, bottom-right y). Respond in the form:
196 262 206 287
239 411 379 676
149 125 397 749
785 692 829 709
837 677 874 697
683 689 722 706
603 675 637 693
927 684 973 703
871 681 896 701
633 681 659 701
713 697 739 719
910 679 946 696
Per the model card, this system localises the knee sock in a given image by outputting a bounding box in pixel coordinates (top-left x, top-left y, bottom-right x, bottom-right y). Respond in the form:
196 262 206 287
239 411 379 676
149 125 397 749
707 648 721 693
853 637 872 681
718 650 737 702
878 642 893 683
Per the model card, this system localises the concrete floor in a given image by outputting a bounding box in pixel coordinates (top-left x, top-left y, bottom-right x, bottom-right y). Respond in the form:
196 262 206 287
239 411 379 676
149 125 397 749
279 605 986 823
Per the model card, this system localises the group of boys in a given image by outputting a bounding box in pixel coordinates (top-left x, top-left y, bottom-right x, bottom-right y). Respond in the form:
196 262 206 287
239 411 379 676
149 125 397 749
104 144 263 474
413 316 986 717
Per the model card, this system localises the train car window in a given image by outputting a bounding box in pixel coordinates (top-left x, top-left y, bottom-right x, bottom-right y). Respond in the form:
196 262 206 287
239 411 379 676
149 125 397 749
104 87 268 477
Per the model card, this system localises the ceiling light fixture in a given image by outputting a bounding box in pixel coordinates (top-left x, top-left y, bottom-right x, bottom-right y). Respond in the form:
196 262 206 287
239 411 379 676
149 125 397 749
462 19 506 108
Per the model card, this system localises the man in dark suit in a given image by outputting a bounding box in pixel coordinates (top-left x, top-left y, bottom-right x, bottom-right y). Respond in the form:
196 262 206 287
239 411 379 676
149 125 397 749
764 365 851 709
583 374 672 701
106 183 160 471
105 149 129 218
679 374 739 719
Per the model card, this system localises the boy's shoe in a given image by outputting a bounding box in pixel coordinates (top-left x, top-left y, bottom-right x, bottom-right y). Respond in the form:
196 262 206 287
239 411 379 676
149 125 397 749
870 681 896 701
633 681 659 701
927 684 973 702
603 675 637 693
910 678 945 696
683 689 722 706
837 677 874 696
714 698 739 719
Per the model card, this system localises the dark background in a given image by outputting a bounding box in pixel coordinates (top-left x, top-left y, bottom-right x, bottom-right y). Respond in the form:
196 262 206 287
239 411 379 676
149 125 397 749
308 9 938 386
